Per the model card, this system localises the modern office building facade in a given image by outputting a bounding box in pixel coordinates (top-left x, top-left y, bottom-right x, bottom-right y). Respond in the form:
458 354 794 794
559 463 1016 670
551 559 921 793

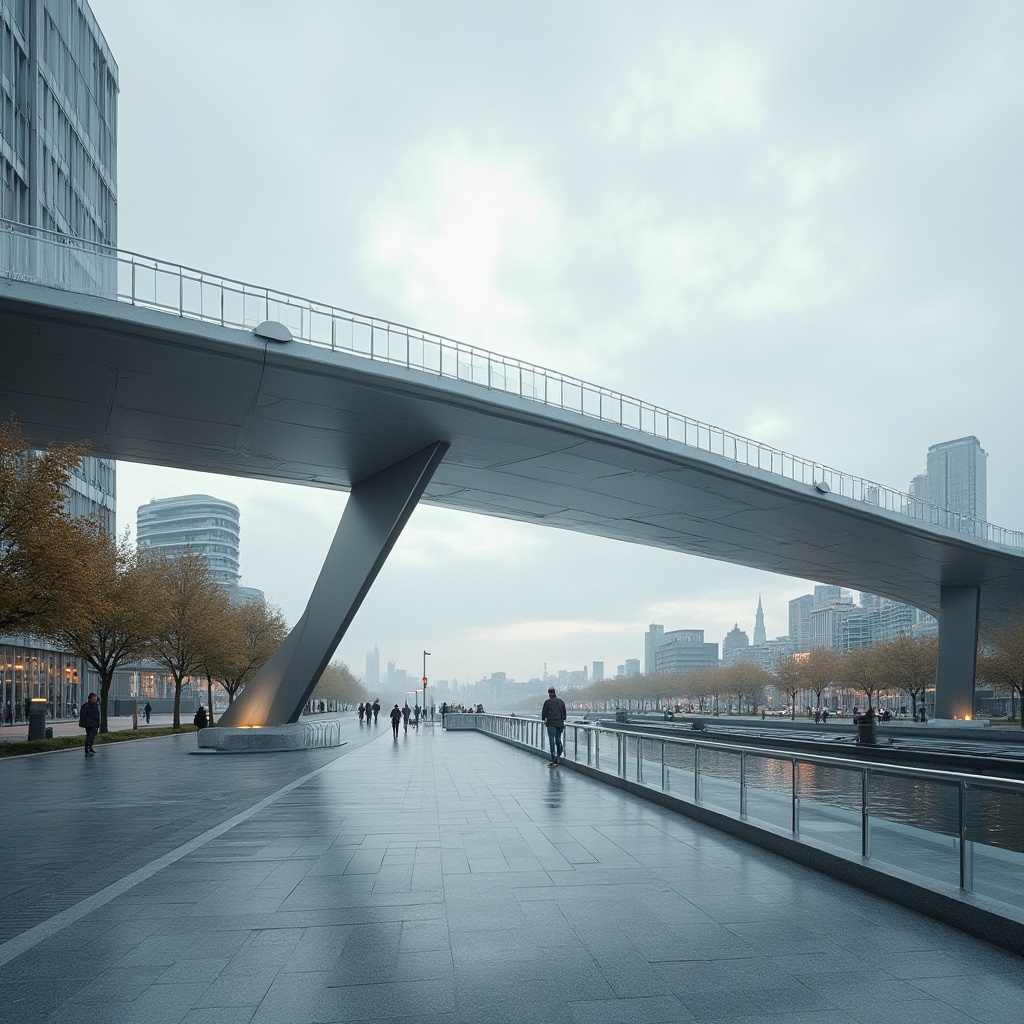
648 628 719 674
1 0 117 721
909 436 988 525
1 0 118 241
137 494 242 589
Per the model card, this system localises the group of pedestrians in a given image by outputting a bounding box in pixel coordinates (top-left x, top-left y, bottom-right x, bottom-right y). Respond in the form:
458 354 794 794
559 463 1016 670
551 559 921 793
357 699 380 725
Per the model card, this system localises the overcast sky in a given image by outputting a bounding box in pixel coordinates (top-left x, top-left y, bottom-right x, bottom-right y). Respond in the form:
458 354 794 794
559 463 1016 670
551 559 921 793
89 0 1024 686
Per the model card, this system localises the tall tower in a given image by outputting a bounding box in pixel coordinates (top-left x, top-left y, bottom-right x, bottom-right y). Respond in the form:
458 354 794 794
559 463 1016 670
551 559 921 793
910 437 987 524
753 594 766 646
365 645 380 688
924 437 987 521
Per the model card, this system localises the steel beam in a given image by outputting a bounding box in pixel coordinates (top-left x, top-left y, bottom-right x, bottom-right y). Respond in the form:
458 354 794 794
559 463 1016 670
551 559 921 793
218 442 449 728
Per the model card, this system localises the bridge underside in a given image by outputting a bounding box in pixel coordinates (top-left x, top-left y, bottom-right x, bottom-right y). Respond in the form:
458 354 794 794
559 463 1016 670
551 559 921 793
3 281 1022 723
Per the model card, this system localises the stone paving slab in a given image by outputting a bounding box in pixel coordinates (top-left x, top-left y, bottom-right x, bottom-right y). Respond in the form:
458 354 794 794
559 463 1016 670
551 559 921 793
1 716 1021 1023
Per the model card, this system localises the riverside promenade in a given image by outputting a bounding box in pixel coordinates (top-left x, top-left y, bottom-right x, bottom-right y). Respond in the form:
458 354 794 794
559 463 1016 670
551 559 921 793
1 717 1021 1024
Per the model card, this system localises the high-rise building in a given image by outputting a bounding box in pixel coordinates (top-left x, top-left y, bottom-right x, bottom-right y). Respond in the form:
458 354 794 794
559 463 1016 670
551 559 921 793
137 495 241 588
752 595 766 646
592 661 604 683
365 645 380 688
624 658 641 677
910 436 987 524
788 594 814 651
1 0 117 719
644 624 664 674
1 0 118 241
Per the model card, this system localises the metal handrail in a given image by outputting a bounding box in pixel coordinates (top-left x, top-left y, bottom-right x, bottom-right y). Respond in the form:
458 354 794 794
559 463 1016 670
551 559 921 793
476 713 1024 902
3 217 1021 550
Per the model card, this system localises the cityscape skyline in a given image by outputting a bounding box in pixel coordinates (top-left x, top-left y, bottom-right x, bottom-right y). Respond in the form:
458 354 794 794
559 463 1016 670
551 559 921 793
92 0 1024 686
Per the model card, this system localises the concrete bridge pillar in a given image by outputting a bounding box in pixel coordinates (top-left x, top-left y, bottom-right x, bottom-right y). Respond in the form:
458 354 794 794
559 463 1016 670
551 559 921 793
218 441 449 729
934 585 980 721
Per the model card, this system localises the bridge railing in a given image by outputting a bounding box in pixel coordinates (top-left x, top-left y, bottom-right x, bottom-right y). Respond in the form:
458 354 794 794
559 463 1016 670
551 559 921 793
3 218 1021 551
474 713 1024 918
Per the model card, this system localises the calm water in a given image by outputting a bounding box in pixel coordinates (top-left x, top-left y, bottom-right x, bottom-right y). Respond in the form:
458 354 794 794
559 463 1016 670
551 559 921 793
600 733 1024 853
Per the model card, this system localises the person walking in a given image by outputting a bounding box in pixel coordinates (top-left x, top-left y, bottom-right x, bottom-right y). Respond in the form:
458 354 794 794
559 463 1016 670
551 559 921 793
193 705 208 730
143 701 152 725
441 701 448 728
390 703 402 738
79 692 100 756
357 702 365 724
402 703 411 732
542 686 567 767
372 698 380 724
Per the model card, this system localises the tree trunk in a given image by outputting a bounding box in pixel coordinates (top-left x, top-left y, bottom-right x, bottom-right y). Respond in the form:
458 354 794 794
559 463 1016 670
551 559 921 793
99 669 113 734
173 677 182 729
207 674 214 726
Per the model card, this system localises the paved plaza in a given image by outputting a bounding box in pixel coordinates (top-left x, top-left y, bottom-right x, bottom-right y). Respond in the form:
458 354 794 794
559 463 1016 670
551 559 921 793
1 716 1022 1024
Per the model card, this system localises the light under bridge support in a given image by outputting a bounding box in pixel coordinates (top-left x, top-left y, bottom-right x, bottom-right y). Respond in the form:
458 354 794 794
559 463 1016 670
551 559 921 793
933 585 981 721
218 441 450 729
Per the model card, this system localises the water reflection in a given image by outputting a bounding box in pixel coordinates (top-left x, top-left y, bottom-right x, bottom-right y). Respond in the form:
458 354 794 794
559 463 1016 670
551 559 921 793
681 747 1024 853
546 768 564 808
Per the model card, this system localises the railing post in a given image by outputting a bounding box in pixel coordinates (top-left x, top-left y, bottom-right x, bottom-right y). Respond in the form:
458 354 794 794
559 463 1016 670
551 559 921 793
861 768 871 859
740 749 747 817
618 733 624 778
637 736 642 783
595 729 599 770
792 760 800 835
661 740 666 791
959 781 974 891
694 745 701 803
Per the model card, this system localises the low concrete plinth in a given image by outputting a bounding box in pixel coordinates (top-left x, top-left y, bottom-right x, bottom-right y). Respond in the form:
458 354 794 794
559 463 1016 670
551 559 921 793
196 717 346 752
928 718 991 728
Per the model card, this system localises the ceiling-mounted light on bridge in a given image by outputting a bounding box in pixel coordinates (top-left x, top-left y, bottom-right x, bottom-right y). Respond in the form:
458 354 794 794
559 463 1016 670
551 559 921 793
814 481 831 495
254 320 293 343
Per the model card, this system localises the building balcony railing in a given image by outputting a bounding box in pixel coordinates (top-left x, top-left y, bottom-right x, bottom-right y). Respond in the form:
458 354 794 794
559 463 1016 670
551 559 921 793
2 217 1020 552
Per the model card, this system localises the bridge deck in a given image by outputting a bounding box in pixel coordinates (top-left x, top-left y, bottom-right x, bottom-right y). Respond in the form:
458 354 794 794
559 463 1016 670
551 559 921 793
1 716 1020 1023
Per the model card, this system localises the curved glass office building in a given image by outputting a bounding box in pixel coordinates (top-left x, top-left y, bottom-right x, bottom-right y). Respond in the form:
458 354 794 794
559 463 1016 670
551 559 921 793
137 494 242 588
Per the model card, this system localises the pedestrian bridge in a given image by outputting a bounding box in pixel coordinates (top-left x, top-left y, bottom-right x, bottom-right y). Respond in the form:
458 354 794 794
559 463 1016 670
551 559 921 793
2 220 1022 725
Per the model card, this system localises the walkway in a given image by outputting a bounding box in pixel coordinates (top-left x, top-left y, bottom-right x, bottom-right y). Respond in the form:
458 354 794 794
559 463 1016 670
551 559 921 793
1 715 1021 1024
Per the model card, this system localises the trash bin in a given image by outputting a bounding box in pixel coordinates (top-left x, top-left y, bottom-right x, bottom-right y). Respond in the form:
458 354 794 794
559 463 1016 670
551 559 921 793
45 726 53 739
856 719 878 745
614 710 627 724
27 697 47 741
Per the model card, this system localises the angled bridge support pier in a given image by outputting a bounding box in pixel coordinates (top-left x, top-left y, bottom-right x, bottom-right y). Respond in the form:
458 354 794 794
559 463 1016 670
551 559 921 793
933 585 980 722
214 441 449 732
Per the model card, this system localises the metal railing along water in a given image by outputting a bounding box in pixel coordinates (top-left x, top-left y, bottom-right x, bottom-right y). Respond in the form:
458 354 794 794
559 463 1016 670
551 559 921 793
479 714 1024 913
3 218 1022 551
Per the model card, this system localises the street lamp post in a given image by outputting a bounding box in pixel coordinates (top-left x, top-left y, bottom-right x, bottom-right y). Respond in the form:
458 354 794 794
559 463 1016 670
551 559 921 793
422 651 430 719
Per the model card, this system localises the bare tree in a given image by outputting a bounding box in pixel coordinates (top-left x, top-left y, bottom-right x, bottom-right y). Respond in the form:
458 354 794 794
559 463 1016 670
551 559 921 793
775 655 804 719
838 647 884 712
148 551 229 729
875 634 937 718
217 600 289 706
312 661 365 705
802 648 840 711
978 620 1024 724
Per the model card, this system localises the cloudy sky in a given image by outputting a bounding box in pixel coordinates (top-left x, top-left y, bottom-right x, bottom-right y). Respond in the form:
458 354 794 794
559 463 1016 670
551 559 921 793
89 0 1024 687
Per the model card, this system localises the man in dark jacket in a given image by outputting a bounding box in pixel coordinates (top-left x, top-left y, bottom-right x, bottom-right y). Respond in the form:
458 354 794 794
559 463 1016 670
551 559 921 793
541 687 567 767
79 692 100 756
390 703 402 738
402 703 411 732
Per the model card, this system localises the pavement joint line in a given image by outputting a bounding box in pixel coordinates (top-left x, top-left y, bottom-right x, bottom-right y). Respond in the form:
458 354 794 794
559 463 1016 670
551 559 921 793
0 746 350 968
